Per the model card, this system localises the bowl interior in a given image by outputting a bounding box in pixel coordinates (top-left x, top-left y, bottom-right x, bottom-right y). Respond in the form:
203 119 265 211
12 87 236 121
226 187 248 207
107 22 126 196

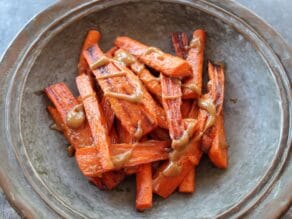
20 2 281 218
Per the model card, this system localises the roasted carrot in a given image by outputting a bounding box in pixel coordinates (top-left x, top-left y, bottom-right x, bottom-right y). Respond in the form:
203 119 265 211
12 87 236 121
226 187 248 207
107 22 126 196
105 46 118 58
148 127 171 142
115 36 192 77
116 119 134 143
88 177 107 190
83 44 158 138
171 32 189 59
109 125 119 144
124 166 138 175
78 30 101 75
76 74 114 171
101 171 126 190
152 110 207 198
136 164 152 211
75 141 170 177
178 168 195 193
182 30 206 99
181 100 193 118
101 96 115 130
160 74 185 149
45 83 93 149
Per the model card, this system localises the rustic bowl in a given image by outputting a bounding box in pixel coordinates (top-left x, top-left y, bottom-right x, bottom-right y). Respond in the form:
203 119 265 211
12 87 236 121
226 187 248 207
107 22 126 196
0 0 291 218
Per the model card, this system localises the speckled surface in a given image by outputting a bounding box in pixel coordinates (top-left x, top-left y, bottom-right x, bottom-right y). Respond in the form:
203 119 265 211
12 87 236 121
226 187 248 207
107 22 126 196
0 0 291 218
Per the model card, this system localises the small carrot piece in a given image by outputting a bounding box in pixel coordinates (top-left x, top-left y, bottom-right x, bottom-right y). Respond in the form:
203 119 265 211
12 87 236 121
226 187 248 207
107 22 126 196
75 141 170 177
115 36 192 77
45 83 93 149
183 30 206 99
83 44 158 137
178 168 195 193
78 30 101 75
116 119 134 143
105 46 118 58
76 74 113 171
124 166 138 175
136 164 153 211
102 171 126 190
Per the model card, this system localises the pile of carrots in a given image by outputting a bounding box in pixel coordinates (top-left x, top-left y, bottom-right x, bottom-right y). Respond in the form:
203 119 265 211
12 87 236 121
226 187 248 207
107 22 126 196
45 29 228 211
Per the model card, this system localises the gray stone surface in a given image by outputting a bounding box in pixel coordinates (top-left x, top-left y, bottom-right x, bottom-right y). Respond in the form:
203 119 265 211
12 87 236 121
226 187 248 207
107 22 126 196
0 0 290 218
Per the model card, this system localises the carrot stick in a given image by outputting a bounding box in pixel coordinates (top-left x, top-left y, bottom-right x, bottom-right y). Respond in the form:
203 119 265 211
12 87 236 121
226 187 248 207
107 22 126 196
124 166 138 175
45 83 93 149
178 168 195 193
116 119 134 143
47 106 64 131
101 96 115 130
115 36 192 77
208 113 228 168
182 30 206 99
160 74 184 148
83 44 158 138
149 127 171 142
76 74 114 171
78 30 101 75
171 32 189 59
109 125 119 144
75 140 170 177
136 163 152 211
105 46 118 58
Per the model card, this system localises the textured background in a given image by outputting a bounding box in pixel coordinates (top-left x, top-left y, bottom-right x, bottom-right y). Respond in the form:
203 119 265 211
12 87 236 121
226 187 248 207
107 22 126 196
0 0 291 218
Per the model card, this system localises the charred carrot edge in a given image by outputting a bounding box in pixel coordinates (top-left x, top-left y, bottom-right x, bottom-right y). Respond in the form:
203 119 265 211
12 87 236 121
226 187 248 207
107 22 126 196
152 110 207 198
124 166 138 175
160 74 184 145
115 36 192 77
182 29 206 99
45 83 93 149
105 46 119 58
78 30 101 75
101 96 115 130
136 163 153 211
83 44 157 137
76 74 114 171
110 125 119 144
178 168 195 193
171 32 189 59
75 141 170 177
101 171 126 190
88 177 107 190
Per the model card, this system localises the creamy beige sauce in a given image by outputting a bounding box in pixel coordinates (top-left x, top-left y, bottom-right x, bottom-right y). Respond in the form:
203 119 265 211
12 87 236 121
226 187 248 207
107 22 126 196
66 104 85 129
198 97 216 130
49 123 62 132
162 161 182 177
113 49 136 66
96 71 127 80
162 94 182 100
90 56 110 70
144 47 163 55
189 37 201 50
104 88 142 103
134 120 143 140
172 119 196 151
131 63 145 75
81 93 96 101
112 149 133 169
182 83 200 95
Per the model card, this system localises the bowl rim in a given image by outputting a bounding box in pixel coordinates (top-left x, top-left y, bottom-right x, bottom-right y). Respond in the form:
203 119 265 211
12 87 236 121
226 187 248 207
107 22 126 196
0 0 291 218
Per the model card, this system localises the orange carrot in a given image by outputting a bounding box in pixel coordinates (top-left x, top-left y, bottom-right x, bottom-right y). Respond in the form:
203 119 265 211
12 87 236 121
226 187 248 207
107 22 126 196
76 74 113 171
102 171 126 190
116 119 134 143
181 100 192 118
124 166 138 175
160 74 184 148
171 32 189 59
83 44 158 138
105 46 118 58
109 125 119 144
75 141 170 177
45 83 93 149
149 127 171 142
101 96 115 130
183 30 206 99
178 168 195 193
136 164 152 211
115 36 192 77
78 30 101 75
88 177 107 190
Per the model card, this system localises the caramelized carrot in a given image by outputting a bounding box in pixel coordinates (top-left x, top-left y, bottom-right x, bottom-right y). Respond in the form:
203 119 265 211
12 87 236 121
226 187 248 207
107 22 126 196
136 164 152 211
171 32 189 59
105 46 118 58
75 141 170 177
78 30 101 75
101 96 115 130
45 83 93 149
83 44 158 138
183 30 206 99
181 100 192 118
76 74 114 171
149 127 171 142
115 36 192 77
116 119 134 143
178 168 195 193
102 171 126 190
109 125 119 144
124 166 138 175
88 177 107 190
